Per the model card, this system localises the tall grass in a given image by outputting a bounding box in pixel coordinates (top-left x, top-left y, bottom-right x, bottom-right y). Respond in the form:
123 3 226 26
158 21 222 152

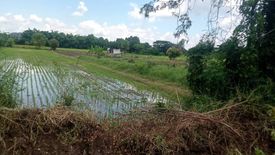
79 56 188 85
0 64 18 108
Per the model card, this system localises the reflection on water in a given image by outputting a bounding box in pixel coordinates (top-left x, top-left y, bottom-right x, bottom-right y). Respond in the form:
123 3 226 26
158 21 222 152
0 59 168 116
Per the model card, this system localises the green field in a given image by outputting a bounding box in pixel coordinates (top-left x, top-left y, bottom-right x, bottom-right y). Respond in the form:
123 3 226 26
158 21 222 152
0 47 190 115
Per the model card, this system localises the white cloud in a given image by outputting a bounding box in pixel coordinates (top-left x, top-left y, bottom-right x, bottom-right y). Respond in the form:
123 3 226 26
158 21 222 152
72 1 88 16
29 14 43 22
0 13 180 45
128 3 144 20
185 33 202 49
13 14 25 22
0 16 7 22
78 20 160 43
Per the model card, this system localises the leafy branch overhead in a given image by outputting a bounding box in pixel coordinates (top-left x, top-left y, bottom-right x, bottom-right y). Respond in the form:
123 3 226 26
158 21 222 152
140 0 238 39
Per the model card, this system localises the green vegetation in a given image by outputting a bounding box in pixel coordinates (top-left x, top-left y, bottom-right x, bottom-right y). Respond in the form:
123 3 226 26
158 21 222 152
79 54 187 85
7 29 180 55
166 47 181 60
32 32 47 48
0 69 17 108
48 38 59 50
0 0 274 154
6 38 15 47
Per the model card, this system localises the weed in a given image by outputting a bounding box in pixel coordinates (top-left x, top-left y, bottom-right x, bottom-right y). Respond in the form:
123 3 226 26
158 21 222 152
254 147 266 155
155 102 167 112
0 66 18 108
62 94 75 107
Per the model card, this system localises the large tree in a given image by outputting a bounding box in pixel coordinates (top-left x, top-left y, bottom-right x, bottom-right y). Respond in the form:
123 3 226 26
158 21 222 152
32 33 47 48
153 40 174 55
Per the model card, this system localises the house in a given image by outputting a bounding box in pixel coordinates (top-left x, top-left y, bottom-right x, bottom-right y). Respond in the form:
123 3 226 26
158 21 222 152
107 48 122 57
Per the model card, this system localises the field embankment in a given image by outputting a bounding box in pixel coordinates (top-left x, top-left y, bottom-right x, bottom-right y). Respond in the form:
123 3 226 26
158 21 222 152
0 104 274 154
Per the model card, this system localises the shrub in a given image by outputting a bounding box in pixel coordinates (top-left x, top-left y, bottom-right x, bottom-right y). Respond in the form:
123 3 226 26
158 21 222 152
89 46 105 58
187 40 214 95
6 38 15 47
166 47 181 60
0 70 17 108
49 39 59 51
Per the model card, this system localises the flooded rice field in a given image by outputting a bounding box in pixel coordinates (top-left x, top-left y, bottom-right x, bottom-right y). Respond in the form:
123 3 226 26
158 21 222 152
0 59 168 116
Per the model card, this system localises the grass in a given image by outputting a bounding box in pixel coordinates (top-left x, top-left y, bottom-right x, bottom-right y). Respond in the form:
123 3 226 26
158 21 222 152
0 47 274 154
0 47 190 100
79 55 188 85
13 45 188 84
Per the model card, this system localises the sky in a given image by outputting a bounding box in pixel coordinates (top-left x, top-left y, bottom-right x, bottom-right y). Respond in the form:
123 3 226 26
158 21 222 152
0 0 240 49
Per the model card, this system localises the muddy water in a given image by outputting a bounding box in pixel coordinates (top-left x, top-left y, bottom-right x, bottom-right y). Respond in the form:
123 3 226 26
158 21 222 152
0 59 168 116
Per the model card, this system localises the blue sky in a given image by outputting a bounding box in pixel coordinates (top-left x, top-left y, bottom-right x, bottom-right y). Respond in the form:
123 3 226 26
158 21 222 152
0 0 239 48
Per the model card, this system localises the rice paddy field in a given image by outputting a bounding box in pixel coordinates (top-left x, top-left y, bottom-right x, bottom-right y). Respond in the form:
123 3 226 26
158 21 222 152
0 47 172 117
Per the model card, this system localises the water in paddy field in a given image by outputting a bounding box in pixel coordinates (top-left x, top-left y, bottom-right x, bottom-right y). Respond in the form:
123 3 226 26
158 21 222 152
0 59 168 116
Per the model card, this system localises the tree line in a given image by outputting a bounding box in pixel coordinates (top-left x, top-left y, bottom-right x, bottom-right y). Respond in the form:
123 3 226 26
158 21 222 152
0 29 183 56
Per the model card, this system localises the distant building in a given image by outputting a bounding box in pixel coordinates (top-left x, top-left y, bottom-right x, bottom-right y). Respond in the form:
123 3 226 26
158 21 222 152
107 48 122 57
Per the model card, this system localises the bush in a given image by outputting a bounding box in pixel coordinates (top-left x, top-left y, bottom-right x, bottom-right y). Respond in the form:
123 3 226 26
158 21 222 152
166 47 181 60
48 39 59 50
6 38 15 47
200 52 229 99
89 46 105 58
0 70 17 108
187 40 215 96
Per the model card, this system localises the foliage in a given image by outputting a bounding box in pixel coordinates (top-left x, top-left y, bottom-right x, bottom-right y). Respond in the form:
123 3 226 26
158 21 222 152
0 33 8 47
254 147 266 155
79 54 187 85
6 38 15 47
62 94 74 106
0 69 17 108
153 40 174 55
126 36 140 52
32 32 47 48
112 38 129 51
89 45 105 58
142 0 275 102
186 41 216 96
166 47 181 60
48 38 59 50
6 29 173 55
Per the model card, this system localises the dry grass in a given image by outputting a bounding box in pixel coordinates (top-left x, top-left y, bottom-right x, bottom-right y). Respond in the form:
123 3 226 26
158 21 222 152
0 105 273 155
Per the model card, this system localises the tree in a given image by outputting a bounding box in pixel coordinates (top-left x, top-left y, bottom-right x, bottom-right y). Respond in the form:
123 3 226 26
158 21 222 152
32 33 47 48
153 40 174 55
48 39 59 51
258 0 275 81
6 38 15 47
22 29 37 45
115 38 129 51
142 0 275 92
187 40 215 96
0 33 8 47
126 36 140 52
166 47 181 60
